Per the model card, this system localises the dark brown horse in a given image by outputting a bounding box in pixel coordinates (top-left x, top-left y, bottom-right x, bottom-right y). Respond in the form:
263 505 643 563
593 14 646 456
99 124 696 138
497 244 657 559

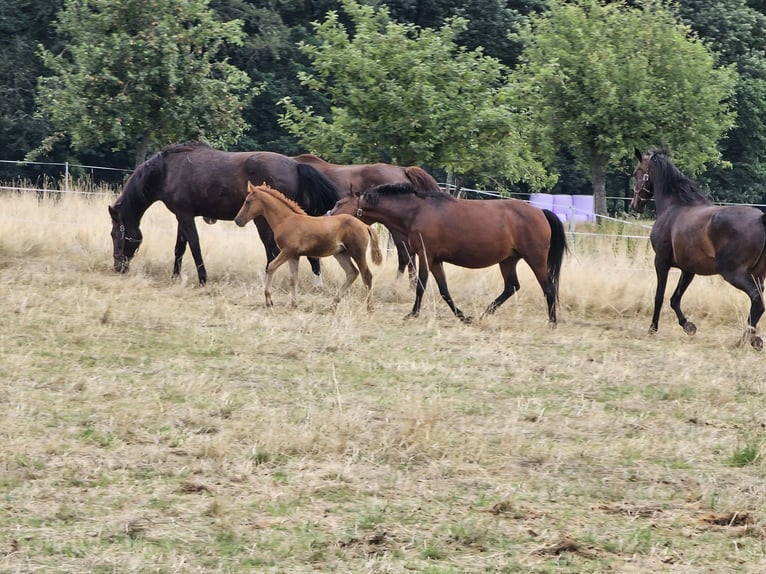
108 142 339 284
632 148 766 348
292 154 441 281
234 183 382 309
330 182 568 324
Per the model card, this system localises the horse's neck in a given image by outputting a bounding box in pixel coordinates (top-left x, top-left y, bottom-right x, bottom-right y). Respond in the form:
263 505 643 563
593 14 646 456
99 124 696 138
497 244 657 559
119 190 155 226
259 194 301 227
365 198 415 235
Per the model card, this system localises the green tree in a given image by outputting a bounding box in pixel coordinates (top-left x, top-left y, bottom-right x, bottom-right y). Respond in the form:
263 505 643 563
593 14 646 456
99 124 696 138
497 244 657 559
32 0 254 166
279 0 550 189
513 0 737 215
675 0 766 203
0 0 63 177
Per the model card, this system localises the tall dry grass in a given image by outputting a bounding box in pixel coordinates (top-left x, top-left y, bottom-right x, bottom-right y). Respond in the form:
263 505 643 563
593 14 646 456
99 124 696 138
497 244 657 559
2 189 766 573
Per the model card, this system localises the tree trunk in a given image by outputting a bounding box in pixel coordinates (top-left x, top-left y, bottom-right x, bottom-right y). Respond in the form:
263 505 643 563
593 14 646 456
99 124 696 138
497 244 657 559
589 153 607 220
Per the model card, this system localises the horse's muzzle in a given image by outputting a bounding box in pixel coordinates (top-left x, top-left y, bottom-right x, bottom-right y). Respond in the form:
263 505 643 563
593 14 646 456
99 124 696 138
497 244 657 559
114 257 130 273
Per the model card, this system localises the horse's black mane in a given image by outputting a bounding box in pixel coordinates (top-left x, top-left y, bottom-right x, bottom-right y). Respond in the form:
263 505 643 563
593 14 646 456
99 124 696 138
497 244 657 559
650 149 711 206
362 182 452 205
118 141 211 220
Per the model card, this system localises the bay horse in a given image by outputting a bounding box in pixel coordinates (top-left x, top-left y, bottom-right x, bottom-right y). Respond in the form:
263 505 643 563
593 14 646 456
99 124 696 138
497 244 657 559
234 182 382 309
108 141 340 285
632 148 766 349
330 182 568 324
292 153 442 282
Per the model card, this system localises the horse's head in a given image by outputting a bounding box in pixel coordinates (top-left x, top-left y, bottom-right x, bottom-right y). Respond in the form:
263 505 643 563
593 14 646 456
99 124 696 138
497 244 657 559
234 183 267 226
108 203 143 273
631 148 654 213
329 191 361 218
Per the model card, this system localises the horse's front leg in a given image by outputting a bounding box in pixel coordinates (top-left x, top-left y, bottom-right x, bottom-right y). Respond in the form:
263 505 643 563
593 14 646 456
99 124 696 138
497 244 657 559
406 253 430 319
430 261 470 323
177 215 206 285
650 258 671 333
391 230 416 288
264 251 290 307
288 257 300 306
172 224 187 279
669 270 696 335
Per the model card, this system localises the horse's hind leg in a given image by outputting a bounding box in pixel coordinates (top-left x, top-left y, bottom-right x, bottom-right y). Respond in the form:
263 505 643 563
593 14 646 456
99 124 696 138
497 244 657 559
177 216 206 285
720 269 764 349
172 224 187 279
526 255 558 326
288 258 300 306
351 250 375 311
483 258 521 318
669 271 697 335
308 256 323 289
332 252 359 305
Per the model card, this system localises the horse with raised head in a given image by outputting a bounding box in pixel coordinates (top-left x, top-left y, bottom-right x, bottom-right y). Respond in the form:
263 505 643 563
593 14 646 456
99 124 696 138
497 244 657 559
235 182 382 309
330 182 567 324
632 148 766 348
292 153 442 281
108 141 340 285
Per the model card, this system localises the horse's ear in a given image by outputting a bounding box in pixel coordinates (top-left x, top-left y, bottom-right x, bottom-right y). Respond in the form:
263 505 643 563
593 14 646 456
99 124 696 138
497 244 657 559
634 148 643 162
247 181 255 193
108 204 119 220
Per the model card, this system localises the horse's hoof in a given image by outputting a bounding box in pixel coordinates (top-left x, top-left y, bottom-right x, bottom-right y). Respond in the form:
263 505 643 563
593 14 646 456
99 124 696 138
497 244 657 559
648 325 658 335
751 336 763 350
459 315 473 324
683 321 697 336
548 320 557 330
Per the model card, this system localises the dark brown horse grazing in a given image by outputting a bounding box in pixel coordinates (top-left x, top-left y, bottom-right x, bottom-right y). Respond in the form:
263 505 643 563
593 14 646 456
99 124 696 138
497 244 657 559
330 182 568 324
632 148 766 349
108 142 339 285
234 183 382 309
292 154 442 281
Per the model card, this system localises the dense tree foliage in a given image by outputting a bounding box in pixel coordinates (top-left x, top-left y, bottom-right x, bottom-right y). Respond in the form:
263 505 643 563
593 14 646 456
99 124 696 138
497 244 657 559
32 0 253 166
3 0 766 210
675 0 766 203
279 0 550 188
513 0 737 214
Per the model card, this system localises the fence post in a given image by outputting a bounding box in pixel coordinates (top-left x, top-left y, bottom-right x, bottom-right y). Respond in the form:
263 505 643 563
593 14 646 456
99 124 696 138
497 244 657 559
64 162 70 193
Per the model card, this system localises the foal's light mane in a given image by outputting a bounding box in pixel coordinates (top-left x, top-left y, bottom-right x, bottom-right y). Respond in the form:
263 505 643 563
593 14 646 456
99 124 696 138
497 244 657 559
249 184 307 215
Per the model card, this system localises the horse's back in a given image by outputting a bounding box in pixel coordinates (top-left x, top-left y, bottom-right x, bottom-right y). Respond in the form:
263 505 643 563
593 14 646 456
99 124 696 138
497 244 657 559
664 205 766 275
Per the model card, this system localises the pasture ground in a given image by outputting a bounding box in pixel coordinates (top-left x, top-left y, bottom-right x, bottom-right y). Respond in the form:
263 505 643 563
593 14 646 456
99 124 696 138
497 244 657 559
2 190 766 573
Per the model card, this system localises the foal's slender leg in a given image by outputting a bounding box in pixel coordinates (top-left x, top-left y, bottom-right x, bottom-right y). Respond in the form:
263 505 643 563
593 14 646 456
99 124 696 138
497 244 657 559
669 270 697 335
263 251 291 307
720 269 765 349
172 224 188 278
288 258 300 306
350 249 375 310
332 252 359 303
430 261 469 322
177 216 207 285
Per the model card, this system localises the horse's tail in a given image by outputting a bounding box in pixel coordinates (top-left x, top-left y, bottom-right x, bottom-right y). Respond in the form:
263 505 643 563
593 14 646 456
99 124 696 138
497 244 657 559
542 208 568 301
404 166 441 192
296 163 341 216
368 225 383 265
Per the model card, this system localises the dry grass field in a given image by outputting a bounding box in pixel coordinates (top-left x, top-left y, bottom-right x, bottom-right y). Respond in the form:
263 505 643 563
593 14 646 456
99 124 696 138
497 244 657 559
2 188 766 573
